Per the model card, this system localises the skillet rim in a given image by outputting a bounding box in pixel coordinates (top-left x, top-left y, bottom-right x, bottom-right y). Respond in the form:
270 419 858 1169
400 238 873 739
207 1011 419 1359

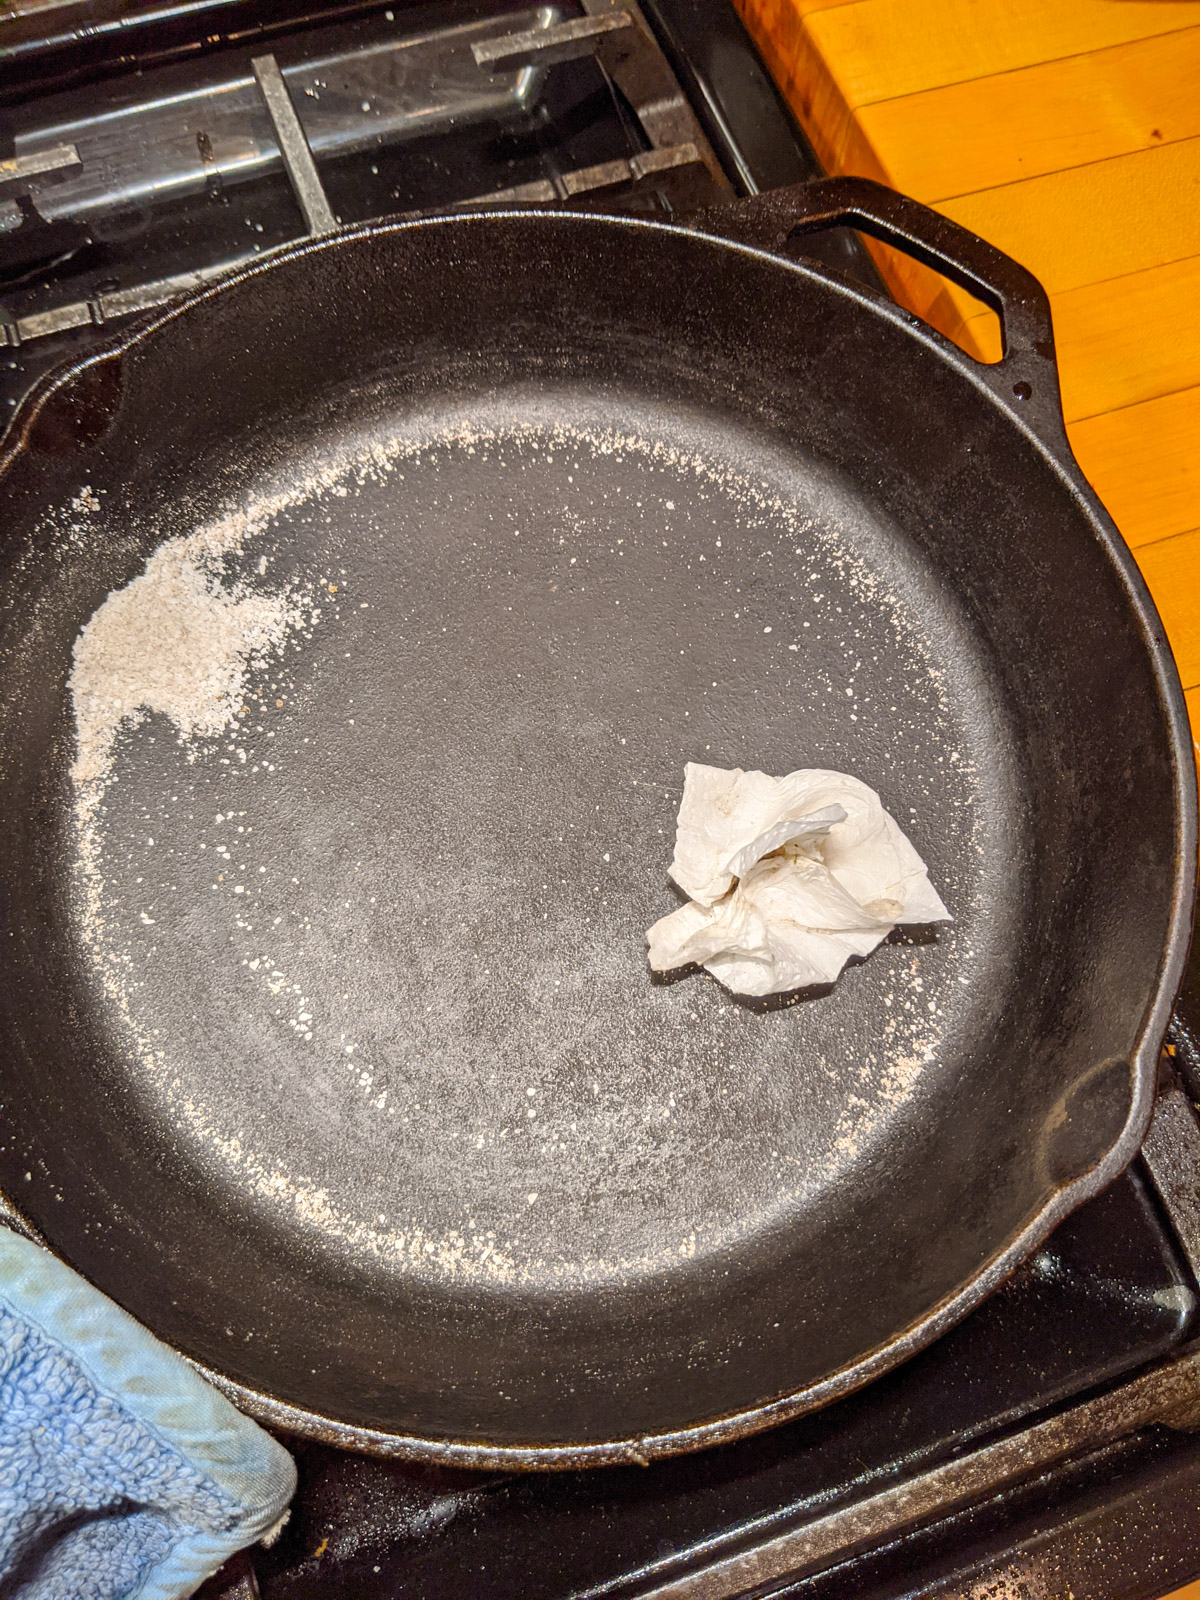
0 203 1193 1468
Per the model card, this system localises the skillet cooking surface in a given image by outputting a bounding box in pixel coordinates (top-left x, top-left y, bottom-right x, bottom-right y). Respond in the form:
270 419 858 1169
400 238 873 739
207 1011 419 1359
0 209 1189 1464
68 396 998 1300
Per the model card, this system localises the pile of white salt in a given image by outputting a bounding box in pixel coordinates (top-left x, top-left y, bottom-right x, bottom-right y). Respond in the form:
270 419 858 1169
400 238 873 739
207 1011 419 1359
69 521 304 789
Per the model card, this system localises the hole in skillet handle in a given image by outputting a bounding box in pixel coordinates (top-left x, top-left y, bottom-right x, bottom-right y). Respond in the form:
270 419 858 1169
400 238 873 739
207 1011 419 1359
784 214 1005 364
860 240 1004 364
19 351 125 458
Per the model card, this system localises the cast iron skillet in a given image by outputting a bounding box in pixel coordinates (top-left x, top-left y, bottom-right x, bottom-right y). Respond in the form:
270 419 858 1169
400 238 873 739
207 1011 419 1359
0 178 1193 1467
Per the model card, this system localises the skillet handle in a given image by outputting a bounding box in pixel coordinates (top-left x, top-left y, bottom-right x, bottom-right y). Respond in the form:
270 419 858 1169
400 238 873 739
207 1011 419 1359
689 176 1069 452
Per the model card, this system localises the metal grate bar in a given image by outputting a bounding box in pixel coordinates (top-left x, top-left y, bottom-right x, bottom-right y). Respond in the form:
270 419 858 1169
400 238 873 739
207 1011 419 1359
472 11 631 70
251 53 338 238
0 143 79 193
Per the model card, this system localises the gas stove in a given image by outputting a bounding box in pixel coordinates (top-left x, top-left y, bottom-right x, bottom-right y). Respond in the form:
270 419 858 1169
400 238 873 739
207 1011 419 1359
0 0 872 410
4 5 1200 1597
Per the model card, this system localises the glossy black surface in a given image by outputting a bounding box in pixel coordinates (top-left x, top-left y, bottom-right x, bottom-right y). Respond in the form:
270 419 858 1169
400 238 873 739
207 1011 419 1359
635 0 880 286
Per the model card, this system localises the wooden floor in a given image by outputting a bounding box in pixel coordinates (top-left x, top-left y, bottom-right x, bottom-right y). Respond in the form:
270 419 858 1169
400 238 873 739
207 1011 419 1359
730 0 1200 742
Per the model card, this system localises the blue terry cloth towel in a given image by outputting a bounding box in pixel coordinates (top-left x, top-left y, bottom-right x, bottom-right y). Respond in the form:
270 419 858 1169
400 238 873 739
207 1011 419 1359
0 1225 297 1600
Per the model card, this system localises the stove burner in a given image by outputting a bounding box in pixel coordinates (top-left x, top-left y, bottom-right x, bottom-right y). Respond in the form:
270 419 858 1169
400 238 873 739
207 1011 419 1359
0 0 728 376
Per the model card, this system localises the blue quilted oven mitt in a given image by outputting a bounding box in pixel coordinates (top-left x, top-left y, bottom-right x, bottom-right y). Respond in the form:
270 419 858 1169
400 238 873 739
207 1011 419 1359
0 1225 296 1599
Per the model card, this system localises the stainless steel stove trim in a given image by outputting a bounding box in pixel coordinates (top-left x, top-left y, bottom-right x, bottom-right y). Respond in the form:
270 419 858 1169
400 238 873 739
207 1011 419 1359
0 143 80 193
472 10 634 71
0 134 710 344
461 177 560 204
6 0 729 231
0 0 728 346
0 260 258 345
95 262 256 321
460 140 706 205
633 1345 1200 1600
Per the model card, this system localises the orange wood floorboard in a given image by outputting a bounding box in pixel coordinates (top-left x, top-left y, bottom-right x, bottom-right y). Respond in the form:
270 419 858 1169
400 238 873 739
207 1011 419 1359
801 0 1200 107
1068 387 1200 550
752 0 1200 195
733 0 1200 723
940 139 1200 300
851 28 1200 202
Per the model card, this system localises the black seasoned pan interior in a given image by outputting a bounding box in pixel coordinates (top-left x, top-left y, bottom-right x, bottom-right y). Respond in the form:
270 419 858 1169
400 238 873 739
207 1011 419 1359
0 199 1191 1466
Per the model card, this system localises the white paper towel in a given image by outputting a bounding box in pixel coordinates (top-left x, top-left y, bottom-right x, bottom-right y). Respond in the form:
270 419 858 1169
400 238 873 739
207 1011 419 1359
646 763 950 997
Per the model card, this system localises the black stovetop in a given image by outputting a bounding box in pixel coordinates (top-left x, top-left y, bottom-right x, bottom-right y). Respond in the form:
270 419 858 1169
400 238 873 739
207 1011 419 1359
237 1166 1195 1598
4 4 1199 1597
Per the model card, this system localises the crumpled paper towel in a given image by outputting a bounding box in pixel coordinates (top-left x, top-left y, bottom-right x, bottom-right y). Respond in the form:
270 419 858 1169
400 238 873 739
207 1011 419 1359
646 763 950 996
